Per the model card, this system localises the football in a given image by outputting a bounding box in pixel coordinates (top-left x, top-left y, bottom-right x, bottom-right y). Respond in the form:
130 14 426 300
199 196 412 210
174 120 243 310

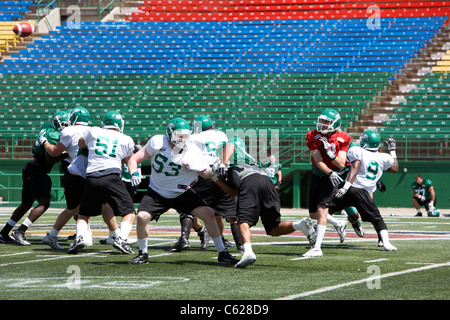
12 22 35 37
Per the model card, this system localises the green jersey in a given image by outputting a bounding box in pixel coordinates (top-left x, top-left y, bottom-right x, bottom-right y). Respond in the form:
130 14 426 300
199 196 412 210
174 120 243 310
411 178 433 200
263 162 282 184
32 124 62 173
33 124 61 156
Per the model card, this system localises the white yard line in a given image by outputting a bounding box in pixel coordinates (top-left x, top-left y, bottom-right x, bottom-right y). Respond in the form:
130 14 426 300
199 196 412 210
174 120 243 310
276 262 450 300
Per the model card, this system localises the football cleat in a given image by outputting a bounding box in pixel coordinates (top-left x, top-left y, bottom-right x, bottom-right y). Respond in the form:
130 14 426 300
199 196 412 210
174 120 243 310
43 234 64 250
302 247 323 258
352 221 365 237
67 235 85 254
0 233 14 243
99 236 115 245
113 237 134 254
197 226 210 250
383 242 398 251
334 221 347 243
129 250 149 264
11 230 30 246
222 237 235 248
218 249 240 265
297 217 316 247
170 236 190 252
234 252 256 269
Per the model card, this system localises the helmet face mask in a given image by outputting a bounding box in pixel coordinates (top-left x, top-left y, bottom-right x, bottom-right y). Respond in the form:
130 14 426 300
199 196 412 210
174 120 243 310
51 111 70 132
317 109 341 134
102 111 124 133
171 129 190 148
359 130 381 151
167 118 191 148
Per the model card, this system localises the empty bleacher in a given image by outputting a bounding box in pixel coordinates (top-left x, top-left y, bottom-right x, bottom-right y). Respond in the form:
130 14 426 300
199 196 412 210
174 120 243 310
0 1 32 21
0 1 449 163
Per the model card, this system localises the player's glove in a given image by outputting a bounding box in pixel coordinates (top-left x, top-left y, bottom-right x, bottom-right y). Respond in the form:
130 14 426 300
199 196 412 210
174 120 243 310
328 171 343 187
335 181 352 199
212 161 227 180
130 171 141 187
385 136 396 151
418 195 426 202
376 180 386 193
319 137 336 160
38 134 48 146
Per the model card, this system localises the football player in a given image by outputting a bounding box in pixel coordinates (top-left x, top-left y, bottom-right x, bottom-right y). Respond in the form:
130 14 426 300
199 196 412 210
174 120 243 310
320 130 399 251
262 154 282 189
171 115 241 252
42 107 92 249
67 111 136 255
303 108 351 257
213 137 316 268
0 111 69 245
411 175 439 217
127 118 239 265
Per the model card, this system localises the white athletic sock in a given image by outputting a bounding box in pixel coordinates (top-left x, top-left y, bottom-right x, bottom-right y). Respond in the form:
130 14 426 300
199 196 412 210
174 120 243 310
138 238 148 254
314 224 327 249
293 218 309 236
243 242 253 254
48 228 59 237
22 218 33 228
212 236 225 253
327 214 340 227
76 220 88 238
120 221 133 240
379 229 391 245
110 228 120 238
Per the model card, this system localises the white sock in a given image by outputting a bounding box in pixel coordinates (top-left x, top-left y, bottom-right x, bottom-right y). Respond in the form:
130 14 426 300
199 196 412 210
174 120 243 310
110 228 120 238
212 236 225 253
7 219 17 227
138 238 148 254
327 214 340 227
379 229 391 245
48 228 59 237
314 224 327 249
76 220 88 238
293 218 308 236
22 218 33 228
120 221 133 240
243 242 253 255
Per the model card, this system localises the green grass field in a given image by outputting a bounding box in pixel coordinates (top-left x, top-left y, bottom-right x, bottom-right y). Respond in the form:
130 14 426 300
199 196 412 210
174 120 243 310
0 207 449 305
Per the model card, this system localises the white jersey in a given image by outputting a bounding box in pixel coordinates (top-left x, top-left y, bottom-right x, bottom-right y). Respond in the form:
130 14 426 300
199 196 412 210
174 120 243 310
191 129 228 166
145 135 209 198
67 153 88 179
59 125 89 163
347 146 395 193
83 126 134 177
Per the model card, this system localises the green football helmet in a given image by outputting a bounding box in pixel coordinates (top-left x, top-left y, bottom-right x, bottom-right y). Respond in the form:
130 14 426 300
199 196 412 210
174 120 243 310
166 118 190 148
192 115 213 134
51 110 70 132
69 107 90 126
317 109 341 134
102 110 124 133
360 130 381 151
